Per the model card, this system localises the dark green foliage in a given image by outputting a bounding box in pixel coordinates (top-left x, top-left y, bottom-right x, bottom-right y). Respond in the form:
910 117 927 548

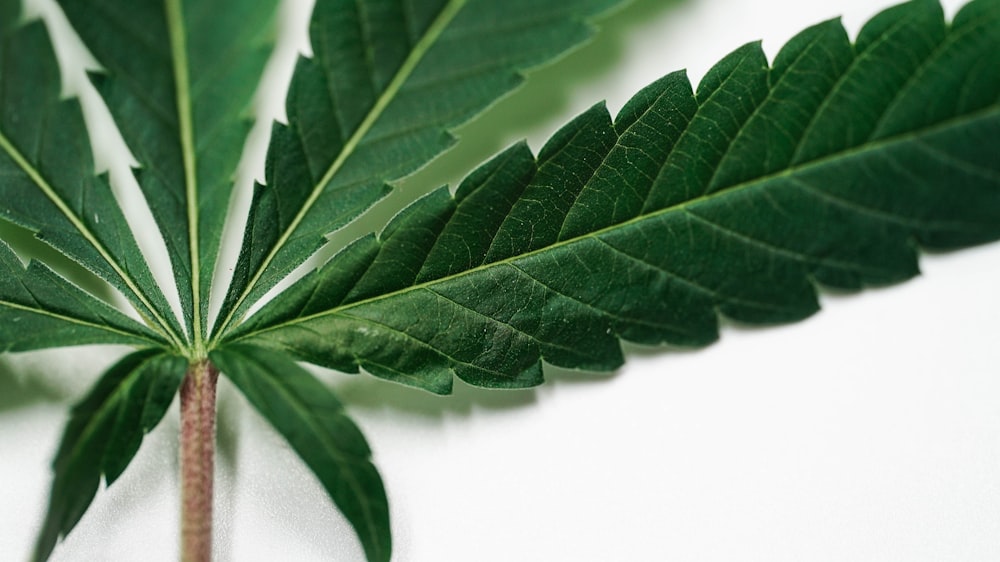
33 350 187 562
56 0 279 339
214 0 623 336
5 0 633 559
0 1 180 341
231 0 1000 394
212 345 390 562
1 0 999 560
0 241 158 351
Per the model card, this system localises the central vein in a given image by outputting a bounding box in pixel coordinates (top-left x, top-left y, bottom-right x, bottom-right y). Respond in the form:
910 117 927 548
230 104 1000 340
166 0 202 351
210 0 468 344
0 130 182 349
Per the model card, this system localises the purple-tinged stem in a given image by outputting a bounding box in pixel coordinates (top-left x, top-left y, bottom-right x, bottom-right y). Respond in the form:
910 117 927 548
179 360 219 562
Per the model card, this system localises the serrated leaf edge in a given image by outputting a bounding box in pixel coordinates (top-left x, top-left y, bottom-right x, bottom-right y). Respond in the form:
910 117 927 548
211 0 468 342
0 130 182 348
229 101 998 345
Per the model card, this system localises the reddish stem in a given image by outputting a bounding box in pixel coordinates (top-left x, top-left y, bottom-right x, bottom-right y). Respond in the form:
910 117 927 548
179 360 219 562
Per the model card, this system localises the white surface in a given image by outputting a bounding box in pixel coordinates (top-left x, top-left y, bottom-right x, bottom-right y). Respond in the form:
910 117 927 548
2 0 1000 561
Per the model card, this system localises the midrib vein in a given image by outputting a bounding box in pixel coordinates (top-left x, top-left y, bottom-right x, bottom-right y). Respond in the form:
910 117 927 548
68 354 163 473
212 0 468 341
235 103 1000 339
0 130 180 347
165 0 202 350
0 298 158 343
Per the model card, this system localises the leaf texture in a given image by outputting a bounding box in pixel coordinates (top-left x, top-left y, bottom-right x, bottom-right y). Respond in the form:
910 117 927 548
56 0 279 342
230 0 1000 394
211 345 390 562
0 241 159 351
33 350 187 562
214 0 624 337
0 3 180 344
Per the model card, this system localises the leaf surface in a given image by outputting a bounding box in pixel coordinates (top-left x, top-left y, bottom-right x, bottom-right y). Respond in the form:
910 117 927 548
0 3 180 343
211 345 390 562
214 0 624 337
0 241 160 351
231 0 1000 393
33 350 187 562
56 0 279 342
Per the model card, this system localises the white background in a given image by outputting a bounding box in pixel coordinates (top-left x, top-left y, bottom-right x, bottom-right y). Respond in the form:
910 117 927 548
2 0 1000 560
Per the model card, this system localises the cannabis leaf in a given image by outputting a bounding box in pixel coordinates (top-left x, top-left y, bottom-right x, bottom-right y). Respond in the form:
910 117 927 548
56 0 279 344
0 241 159 351
211 345 390 562
33 351 187 562
212 0 623 338
0 3 181 346
1 0 998 560
5 0 631 559
228 0 1000 394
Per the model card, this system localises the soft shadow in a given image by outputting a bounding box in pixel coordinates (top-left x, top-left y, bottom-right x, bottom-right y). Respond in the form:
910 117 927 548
215 383 243 480
0 356 72 412
330 371 541 418
327 357 645 420
401 0 690 193
286 0 692 418
213 384 242 561
320 0 688 262
0 219 117 304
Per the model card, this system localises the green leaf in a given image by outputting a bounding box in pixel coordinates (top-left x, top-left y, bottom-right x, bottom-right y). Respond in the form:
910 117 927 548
230 0 1000 394
213 0 625 338
56 0 279 343
33 349 187 562
0 2 182 344
0 241 161 351
210 344 390 562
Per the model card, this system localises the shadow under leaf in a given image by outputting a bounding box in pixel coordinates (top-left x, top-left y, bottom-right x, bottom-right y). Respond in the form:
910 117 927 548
319 0 688 264
324 358 639 421
0 356 72 412
0 219 118 305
